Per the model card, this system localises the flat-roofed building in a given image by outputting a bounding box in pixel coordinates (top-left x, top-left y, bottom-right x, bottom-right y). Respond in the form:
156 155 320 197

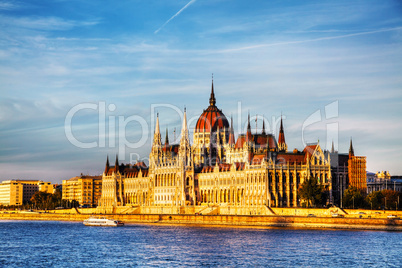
0 180 53 206
62 175 102 207
367 172 402 194
19 180 53 203
0 180 23 206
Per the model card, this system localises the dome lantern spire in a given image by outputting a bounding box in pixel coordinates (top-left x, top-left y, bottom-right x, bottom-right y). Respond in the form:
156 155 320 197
209 74 216 107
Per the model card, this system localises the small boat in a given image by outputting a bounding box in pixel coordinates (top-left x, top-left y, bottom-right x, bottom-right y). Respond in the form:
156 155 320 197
83 217 124 227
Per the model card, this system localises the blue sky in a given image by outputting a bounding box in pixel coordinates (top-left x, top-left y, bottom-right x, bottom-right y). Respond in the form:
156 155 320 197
1 0 402 183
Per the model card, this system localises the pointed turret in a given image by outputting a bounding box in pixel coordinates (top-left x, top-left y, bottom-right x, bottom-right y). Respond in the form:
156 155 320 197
152 113 162 149
181 108 188 136
150 114 162 168
104 155 110 174
228 116 235 146
209 77 216 107
165 127 169 145
278 115 287 152
262 118 266 135
349 138 354 156
155 113 160 135
246 113 252 142
163 127 170 154
179 108 191 166
331 140 335 153
114 154 119 173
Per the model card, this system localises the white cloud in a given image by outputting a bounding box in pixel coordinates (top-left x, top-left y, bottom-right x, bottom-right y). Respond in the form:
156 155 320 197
218 27 402 53
0 15 99 31
0 1 18 10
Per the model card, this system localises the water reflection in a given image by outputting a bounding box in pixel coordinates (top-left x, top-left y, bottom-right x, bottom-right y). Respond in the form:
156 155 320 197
0 221 401 267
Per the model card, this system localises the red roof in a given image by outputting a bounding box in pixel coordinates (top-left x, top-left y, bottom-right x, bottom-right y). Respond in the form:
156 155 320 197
228 130 235 145
162 144 179 155
219 163 231 172
235 135 246 149
276 153 306 165
235 162 246 171
268 135 277 149
195 82 229 133
252 154 266 165
254 135 268 149
303 144 318 155
134 161 148 169
201 166 214 173
105 163 149 177
235 133 277 150
195 105 229 133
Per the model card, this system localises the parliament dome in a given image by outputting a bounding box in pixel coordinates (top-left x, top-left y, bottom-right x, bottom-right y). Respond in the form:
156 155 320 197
195 81 229 133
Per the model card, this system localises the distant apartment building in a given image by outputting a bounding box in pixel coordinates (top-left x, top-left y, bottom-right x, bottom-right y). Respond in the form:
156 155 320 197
0 180 23 206
327 139 367 207
347 140 367 192
21 180 53 202
367 171 402 193
0 180 53 206
62 175 102 207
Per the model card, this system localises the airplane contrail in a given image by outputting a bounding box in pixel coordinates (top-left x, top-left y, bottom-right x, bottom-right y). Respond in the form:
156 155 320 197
154 0 197 34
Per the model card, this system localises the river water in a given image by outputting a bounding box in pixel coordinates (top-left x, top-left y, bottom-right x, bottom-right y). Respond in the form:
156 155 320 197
0 220 401 267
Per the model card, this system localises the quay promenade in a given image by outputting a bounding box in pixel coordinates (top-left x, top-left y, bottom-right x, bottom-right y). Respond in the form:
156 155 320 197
1 207 402 231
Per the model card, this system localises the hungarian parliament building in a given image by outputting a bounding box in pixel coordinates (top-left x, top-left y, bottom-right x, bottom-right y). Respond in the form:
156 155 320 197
98 81 364 214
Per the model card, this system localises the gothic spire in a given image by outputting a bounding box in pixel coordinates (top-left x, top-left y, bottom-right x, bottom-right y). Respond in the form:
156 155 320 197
262 117 266 135
179 108 191 166
349 138 354 156
228 116 235 145
180 107 190 146
152 113 162 148
165 127 169 145
155 113 160 135
331 140 335 153
114 154 119 173
209 75 216 107
247 112 251 131
104 155 109 174
278 115 287 152
246 112 252 142
182 108 187 133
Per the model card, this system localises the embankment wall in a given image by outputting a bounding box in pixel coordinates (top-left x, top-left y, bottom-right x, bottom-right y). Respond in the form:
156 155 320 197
1 210 401 231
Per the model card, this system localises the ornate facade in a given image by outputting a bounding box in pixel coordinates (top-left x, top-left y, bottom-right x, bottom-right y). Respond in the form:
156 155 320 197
98 80 332 213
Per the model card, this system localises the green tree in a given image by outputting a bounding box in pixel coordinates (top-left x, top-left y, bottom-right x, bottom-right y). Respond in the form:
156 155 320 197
31 191 51 209
381 189 400 209
298 176 324 207
366 191 383 210
51 189 62 208
343 187 366 208
30 190 63 210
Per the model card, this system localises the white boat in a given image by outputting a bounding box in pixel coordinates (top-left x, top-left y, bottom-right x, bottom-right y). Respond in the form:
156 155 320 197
83 217 124 227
